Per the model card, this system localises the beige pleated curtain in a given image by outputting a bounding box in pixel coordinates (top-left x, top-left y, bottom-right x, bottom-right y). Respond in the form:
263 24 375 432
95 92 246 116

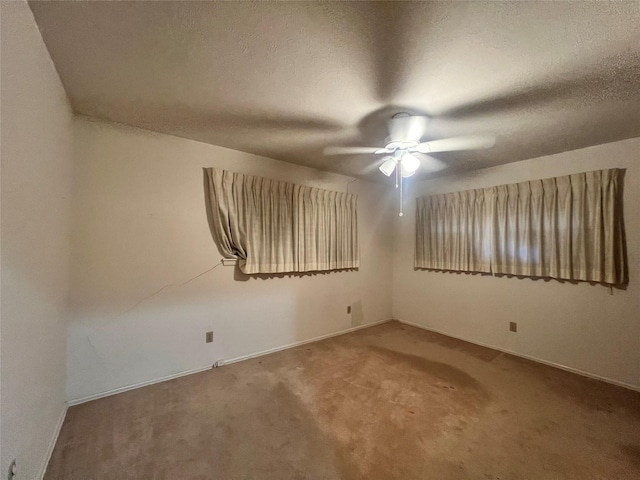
416 189 491 273
416 168 626 286
204 168 359 274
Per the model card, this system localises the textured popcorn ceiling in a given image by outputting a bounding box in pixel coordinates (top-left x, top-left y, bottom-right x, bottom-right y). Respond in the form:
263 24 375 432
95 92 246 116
29 1 640 183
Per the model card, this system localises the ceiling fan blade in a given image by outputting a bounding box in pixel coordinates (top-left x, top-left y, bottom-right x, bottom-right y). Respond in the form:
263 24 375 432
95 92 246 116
324 146 391 156
412 135 496 154
388 115 429 142
442 51 640 120
416 154 448 172
366 2 418 102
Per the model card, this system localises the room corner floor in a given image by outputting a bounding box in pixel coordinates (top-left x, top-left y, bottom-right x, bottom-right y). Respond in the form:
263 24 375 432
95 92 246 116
46 321 640 479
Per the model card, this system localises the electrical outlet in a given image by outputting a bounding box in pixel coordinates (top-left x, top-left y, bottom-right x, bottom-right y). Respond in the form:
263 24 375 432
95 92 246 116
347 305 351 314
206 331 214 343
509 322 517 333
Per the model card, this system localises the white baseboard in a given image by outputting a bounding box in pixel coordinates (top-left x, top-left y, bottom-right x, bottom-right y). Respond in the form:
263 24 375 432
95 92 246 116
67 365 213 406
219 318 393 367
397 318 640 393
40 404 68 479
68 318 393 406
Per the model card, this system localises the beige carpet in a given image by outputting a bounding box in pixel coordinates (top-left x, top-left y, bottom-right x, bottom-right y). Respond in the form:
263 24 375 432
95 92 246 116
46 321 640 479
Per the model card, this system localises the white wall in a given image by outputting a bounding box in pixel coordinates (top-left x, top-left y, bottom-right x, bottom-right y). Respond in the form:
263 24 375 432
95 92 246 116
67 116 395 402
0 2 74 478
393 138 640 390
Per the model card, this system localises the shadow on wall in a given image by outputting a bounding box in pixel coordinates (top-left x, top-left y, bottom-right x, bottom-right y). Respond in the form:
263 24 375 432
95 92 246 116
230 263 367 349
351 299 364 327
229 264 365 347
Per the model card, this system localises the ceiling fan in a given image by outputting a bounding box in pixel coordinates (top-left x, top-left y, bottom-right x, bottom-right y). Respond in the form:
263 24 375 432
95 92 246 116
324 113 496 216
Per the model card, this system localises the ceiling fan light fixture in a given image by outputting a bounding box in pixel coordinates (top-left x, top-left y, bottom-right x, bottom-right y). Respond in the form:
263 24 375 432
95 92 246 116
401 166 417 178
379 157 396 176
401 153 420 174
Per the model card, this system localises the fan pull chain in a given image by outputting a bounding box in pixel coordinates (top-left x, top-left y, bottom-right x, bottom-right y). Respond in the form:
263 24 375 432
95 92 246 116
398 158 404 217
399 178 404 216
395 160 399 189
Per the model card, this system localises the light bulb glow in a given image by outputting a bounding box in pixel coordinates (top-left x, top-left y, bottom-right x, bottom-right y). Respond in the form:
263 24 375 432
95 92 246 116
401 165 416 177
401 153 420 173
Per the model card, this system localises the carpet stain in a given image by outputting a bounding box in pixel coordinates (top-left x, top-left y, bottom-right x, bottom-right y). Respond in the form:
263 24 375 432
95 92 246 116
620 444 640 468
368 345 488 395
395 323 501 362
272 343 492 479
501 354 640 418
